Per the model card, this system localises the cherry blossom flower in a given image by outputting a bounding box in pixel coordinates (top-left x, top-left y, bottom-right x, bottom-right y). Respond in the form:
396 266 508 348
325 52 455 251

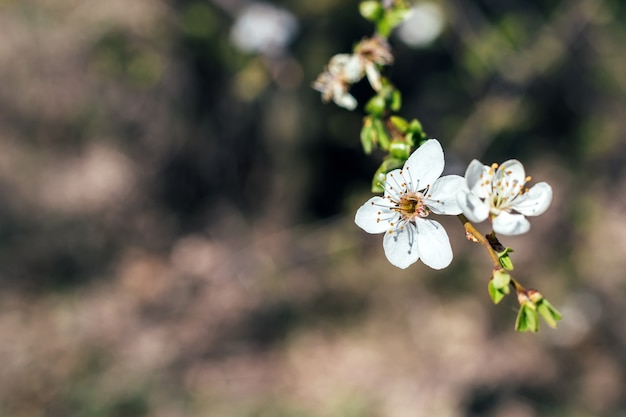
313 37 393 109
457 159 552 235
355 139 464 269
313 53 362 110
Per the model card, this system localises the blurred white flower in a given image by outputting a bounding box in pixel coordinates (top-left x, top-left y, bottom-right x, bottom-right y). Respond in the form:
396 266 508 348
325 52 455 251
457 159 553 235
355 139 464 269
313 53 362 110
313 37 393 110
396 2 445 48
230 2 298 55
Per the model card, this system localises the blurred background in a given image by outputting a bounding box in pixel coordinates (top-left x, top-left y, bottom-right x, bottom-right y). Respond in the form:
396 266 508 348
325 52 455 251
0 0 625 416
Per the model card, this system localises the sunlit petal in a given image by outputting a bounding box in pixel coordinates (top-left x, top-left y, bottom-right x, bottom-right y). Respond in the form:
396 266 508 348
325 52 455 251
426 175 465 215
355 196 397 234
492 211 530 236
383 225 420 269
513 182 552 216
402 139 444 191
416 219 453 269
457 189 490 223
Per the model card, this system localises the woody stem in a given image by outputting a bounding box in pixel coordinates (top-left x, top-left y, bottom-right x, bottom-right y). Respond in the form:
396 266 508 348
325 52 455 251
457 214 527 294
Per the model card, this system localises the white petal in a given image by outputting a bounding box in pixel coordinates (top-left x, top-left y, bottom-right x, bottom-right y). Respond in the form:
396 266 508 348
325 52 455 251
344 55 365 82
425 175 465 215
355 196 397 234
365 63 382 91
512 182 552 216
383 224 420 269
457 189 490 223
495 160 526 189
333 91 357 110
381 168 405 199
492 211 530 236
416 219 453 269
464 159 492 199
402 139 444 192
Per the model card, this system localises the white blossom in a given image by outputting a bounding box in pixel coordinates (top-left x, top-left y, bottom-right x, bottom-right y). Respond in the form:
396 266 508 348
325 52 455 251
457 159 552 235
313 54 361 110
355 139 464 269
313 37 393 110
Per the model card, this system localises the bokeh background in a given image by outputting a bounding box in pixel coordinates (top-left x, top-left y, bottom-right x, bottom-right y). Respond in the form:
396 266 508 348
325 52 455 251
1 0 625 416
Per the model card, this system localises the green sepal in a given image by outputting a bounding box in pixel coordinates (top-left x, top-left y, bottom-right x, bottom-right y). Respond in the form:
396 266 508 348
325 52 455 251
371 157 404 193
492 269 511 291
389 140 411 160
488 280 507 304
359 1 384 22
515 303 539 333
360 117 374 154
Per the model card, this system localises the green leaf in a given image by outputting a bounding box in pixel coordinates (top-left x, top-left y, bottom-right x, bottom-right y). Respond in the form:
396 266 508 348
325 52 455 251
360 119 374 154
536 299 563 329
389 115 408 132
497 247 515 270
389 140 410 160
499 253 514 270
515 304 539 333
359 1 384 22
390 89 402 112
365 95 386 117
372 118 390 150
492 269 511 290
488 280 507 304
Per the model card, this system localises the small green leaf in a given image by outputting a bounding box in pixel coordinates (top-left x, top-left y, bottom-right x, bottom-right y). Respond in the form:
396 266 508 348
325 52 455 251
515 304 539 333
372 117 390 150
536 299 563 329
365 95 386 117
360 119 374 154
499 253 514 270
390 89 402 112
389 115 408 132
497 247 515 270
389 140 410 160
492 269 511 291
488 280 506 304
359 1 384 22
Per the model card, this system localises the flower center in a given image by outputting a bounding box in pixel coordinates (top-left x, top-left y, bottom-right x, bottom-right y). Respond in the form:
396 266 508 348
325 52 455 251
395 192 429 221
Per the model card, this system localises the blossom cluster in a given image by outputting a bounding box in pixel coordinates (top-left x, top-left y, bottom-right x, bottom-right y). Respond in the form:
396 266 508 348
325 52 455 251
355 139 552 269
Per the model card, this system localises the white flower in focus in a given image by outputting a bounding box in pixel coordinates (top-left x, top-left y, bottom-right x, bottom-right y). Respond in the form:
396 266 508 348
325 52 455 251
457 159 553 235
355 139 464 269
313 54 362 110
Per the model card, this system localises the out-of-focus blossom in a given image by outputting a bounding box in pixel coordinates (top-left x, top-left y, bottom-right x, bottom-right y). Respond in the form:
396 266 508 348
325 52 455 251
314 36 393 110
230 2 298 56
313 53 362 110
457 159 552 235
396 2 445 48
